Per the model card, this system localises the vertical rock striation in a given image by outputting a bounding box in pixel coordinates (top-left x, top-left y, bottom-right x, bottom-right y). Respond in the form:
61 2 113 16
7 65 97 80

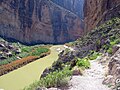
0 0 84 45
51 0 84 19
84 0 120 32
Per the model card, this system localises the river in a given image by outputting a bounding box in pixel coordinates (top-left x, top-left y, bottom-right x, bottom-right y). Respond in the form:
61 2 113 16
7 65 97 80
0 45 64 90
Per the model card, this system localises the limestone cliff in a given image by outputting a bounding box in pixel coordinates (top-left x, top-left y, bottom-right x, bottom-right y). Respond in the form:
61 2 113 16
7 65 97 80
51 0 84 19
84 0 120 32
0 0 84 45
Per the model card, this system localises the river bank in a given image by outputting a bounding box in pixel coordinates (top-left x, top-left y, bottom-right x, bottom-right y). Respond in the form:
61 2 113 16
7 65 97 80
0 45 64 90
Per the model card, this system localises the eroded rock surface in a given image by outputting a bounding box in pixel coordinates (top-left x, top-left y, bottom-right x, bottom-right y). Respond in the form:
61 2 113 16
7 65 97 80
0 0 84 45
104 45 120 89
84 0 120 32
0 39 21 60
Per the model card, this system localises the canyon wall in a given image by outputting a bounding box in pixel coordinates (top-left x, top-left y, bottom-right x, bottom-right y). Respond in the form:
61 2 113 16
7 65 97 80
84 0 120 32
0 0 84 45
51 0 84 19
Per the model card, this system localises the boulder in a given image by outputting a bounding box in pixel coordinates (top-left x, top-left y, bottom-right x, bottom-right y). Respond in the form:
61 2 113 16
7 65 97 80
8 44 14 49
0 55 7 60
40 68 53 78
72 66 83 75
112 44 120 55
0 43 5 47
103 75 114 85
15 48 21 54
6 51 12 57
0 40 21 60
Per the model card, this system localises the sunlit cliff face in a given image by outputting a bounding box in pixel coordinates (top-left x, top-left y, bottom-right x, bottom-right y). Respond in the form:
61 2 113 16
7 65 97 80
84 0 120 32
51 0 84 19
0 0 85 45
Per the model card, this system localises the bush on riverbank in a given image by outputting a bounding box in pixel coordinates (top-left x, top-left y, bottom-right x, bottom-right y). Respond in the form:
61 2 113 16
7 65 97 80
0 45 50 76
0 49 50 76
0 41 50 66
23 67 72 90
0 56 38 76
31 47 49 56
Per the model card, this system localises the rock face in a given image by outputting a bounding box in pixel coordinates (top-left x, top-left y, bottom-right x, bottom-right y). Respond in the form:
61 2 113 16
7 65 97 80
51 0 84 19
103 45 120 89
0 39 21 60
109 45 120 80
0 0 84 45
84 0 120 32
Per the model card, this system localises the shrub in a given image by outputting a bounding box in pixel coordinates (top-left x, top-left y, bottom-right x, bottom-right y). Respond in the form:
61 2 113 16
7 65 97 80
21 47 32 53
102 39 120 54
72 66 84 75
58 77 70 87
0 47 50 66
76 58 90 69
110 39 120 46
0 45 50 76
18 52 29 58
23 67 72 90
52 60 63 70
0 56 39 76
88 51 101 60
0 56 18 66
107 47 113 54
31 47 49 56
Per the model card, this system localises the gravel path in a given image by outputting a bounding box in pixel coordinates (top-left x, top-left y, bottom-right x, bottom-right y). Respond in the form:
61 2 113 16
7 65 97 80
68 59 110 90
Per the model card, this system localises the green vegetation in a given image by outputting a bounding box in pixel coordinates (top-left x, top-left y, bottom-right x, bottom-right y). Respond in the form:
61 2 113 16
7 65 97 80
0 45 61 90
18 52 29 58
52 60 64 70
21 46 32 53
103 38 120 54
88 51 102 60
21 46 49 57
23 17 120 90
23 67 72 90
68 17 120 58
0 17 119 90
0 56 18 66
0 39 50 76
75 51 101 69
31 47 49 56
76 58 90 69
0 45 50 66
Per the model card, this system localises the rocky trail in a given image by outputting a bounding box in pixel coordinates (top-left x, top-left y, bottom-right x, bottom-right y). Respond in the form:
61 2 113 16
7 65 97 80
68 57 111 90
